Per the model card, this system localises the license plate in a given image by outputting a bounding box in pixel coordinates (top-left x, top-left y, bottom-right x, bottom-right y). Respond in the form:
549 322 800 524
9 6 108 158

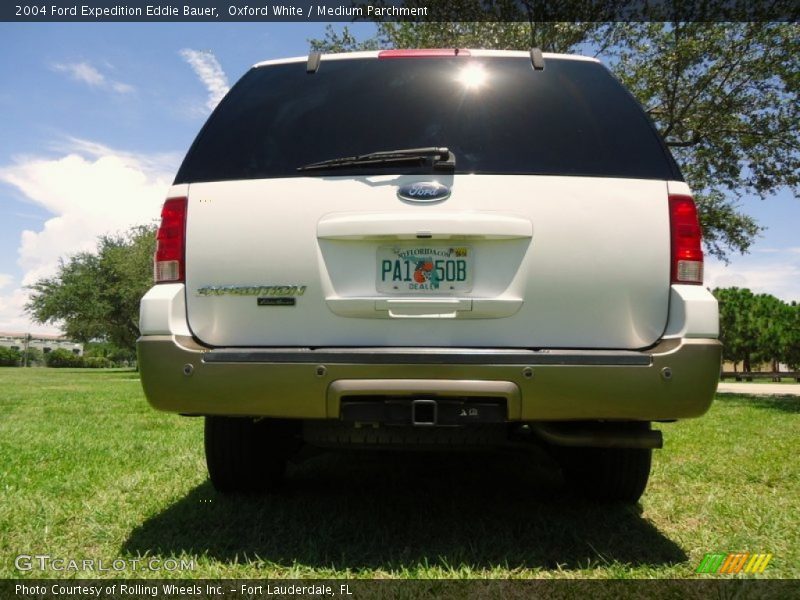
377 246 473 293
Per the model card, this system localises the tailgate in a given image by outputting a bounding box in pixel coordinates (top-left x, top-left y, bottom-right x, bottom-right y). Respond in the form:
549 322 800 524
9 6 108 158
184 174 670 349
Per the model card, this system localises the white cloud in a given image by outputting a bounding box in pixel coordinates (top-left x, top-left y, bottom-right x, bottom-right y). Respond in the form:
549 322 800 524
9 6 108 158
52 61 135 94
0 273 12 290
48 137 181 176
53 62 105 86
179 49 230 112
0 139 176 333
0 286 48 335
705 252 800 302
111 81 135 94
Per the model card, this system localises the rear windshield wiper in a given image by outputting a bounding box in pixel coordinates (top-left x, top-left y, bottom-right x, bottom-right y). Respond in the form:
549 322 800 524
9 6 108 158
297 147 455 172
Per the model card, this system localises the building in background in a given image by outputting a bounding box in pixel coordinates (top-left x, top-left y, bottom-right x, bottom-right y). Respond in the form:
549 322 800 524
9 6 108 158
0 332 84 356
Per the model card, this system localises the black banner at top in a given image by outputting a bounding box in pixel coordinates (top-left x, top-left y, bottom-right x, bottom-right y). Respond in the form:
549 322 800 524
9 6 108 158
3 0 799 22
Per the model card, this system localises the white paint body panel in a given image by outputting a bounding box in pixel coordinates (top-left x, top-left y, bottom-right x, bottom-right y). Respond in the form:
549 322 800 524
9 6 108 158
180 174 680 349
139 283 191 336
663 285 719 339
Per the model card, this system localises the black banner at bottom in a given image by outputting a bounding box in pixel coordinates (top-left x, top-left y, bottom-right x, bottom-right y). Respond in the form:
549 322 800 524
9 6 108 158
5 579 800 600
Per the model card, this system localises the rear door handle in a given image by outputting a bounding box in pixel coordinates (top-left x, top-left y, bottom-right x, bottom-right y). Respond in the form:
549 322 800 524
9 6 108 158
325 297 521 319
375 298 473 318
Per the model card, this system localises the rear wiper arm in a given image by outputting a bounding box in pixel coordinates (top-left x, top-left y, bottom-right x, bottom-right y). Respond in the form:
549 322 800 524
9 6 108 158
297 147 455 172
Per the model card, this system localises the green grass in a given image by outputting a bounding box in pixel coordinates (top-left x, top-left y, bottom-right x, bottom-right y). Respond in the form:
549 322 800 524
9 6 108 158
1 367 798 579
719 377 800 384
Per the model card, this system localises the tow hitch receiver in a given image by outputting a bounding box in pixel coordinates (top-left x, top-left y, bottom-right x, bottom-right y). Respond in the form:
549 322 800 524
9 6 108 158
340 397 507 426
411 399 437 426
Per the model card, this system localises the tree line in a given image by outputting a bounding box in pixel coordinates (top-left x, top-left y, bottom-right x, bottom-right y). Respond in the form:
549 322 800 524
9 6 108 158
714 288 800 372
13 226 154 367
0 342 137 368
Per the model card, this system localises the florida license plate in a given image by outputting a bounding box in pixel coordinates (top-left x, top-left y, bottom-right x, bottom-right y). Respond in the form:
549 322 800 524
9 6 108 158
376 246 473 293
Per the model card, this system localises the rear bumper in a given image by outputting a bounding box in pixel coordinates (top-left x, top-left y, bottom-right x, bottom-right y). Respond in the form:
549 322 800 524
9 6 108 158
136 336 721 421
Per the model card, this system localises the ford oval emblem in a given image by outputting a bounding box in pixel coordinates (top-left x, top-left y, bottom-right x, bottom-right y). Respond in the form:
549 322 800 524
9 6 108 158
397 181 451 203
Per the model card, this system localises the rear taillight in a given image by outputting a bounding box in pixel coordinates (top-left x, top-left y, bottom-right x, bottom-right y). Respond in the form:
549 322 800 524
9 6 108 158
154 197 187 283
378 49 471 59
669 194 704 284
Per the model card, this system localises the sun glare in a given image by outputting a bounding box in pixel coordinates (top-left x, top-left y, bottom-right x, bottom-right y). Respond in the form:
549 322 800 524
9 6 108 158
457 64 488 89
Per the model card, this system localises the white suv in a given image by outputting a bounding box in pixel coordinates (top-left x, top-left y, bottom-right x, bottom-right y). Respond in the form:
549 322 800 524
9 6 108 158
137 49 721 502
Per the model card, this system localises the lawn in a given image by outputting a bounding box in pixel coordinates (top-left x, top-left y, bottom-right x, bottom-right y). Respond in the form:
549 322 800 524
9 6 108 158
721 377 800 384
1 367 798 579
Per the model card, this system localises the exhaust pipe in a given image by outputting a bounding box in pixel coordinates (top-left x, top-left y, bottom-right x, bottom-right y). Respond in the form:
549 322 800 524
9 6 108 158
530 422 663 449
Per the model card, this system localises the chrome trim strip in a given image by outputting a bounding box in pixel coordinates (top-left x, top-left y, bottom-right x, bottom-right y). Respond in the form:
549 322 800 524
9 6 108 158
203 347 651 366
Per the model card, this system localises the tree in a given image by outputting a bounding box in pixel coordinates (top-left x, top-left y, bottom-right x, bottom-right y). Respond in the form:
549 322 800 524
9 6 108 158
784 302 800 370
21 347 43 367
714 287 800 374
597 23 798 259
751 293 790 373
44 348 83 368
310 22 598 54
310 22 799 260
84 340 137 366
714 287 758 371
0 347 21 367
26 225 155 352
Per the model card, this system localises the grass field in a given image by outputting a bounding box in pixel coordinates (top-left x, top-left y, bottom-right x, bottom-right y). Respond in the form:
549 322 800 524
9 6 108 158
1 368 798 579
721 378 800 384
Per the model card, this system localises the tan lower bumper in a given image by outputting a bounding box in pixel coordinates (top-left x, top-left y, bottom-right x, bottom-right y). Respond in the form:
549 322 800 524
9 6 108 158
136 336 721 421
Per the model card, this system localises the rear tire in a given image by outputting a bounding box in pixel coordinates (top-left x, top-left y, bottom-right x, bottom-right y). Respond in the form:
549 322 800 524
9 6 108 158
204 416 294 493
555 424 653 503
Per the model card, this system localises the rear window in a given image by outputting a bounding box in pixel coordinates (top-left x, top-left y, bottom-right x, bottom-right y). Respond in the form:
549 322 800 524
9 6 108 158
175 56 681 183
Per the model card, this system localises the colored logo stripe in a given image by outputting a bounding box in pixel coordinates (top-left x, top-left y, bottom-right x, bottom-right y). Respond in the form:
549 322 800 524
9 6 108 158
746 554 772 573
696 553 727 574
697 553 772 574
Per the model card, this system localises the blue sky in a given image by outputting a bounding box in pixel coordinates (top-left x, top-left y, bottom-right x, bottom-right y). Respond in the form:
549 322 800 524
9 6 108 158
0 23 798 334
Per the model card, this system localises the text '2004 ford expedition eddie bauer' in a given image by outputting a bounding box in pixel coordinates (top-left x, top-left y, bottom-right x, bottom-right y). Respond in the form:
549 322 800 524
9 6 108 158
137 49 721 503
